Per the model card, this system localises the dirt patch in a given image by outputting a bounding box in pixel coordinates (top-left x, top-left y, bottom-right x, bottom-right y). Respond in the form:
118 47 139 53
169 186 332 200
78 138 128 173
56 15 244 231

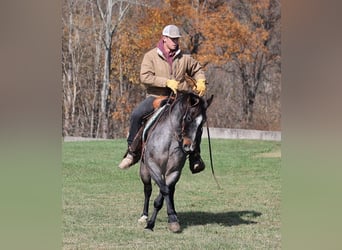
254 150 281 158
63 136 110 142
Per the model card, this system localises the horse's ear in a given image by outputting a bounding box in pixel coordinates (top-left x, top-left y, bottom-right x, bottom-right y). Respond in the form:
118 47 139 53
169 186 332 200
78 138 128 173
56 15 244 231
189 94 200 107
206 95 214 108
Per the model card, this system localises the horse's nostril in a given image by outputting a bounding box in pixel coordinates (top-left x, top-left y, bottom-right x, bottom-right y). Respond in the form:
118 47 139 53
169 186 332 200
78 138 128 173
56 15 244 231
183 138 192 152
183 145 190 152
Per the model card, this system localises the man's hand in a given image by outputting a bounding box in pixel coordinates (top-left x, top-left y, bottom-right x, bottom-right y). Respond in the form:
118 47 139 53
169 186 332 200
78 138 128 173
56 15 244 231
194 79 206 96
166 79 179 94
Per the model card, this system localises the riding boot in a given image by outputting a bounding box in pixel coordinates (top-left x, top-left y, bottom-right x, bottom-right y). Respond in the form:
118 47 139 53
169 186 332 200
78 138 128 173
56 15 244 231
189 127 205 174
118 146 141 169
118 127 144 169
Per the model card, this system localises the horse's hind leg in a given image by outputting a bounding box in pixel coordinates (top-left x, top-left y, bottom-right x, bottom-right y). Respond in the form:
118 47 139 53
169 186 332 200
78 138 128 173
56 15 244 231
145 192 164 231
139 163 152 224
138 181 152 224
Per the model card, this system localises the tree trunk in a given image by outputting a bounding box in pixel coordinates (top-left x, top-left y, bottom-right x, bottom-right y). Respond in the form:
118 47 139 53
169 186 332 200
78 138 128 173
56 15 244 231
97 0 114 138
99 38 111 138
96 0 131 138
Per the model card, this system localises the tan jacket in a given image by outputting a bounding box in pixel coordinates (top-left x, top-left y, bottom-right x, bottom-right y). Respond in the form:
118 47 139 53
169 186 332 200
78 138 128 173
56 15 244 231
140 47 206 96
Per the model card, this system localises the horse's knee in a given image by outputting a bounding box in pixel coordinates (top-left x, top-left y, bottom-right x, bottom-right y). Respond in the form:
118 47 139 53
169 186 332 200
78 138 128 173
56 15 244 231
153 199 163 210
155 185 170 209
160 185 169 196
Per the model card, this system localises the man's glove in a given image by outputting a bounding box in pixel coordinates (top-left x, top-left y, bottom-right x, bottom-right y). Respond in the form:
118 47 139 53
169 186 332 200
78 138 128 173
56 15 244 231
166 79 179 94
194 79 206 96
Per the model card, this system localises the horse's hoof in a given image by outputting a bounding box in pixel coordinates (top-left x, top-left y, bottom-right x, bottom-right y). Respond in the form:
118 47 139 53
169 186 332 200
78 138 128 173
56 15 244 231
144 226 154 232
168 222 181 233
138 215 148 224
145 221 155 231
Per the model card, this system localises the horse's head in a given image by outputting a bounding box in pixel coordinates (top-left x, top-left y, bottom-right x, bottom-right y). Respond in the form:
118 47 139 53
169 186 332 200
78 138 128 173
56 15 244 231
181 94 214 153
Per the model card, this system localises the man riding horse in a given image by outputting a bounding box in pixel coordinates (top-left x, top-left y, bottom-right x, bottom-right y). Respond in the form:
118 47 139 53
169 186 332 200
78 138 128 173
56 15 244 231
118 24 207 173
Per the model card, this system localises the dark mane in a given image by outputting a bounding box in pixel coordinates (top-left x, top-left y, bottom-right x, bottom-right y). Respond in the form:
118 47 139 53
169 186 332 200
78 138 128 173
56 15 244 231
158 93 202 121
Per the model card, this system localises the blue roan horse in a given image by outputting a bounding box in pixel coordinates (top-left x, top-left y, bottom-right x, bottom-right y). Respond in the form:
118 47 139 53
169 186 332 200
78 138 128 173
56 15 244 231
138 93 213 232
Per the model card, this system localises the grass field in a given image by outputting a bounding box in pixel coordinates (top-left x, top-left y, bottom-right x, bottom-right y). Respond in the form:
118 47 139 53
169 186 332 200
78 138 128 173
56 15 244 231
62 138 281 249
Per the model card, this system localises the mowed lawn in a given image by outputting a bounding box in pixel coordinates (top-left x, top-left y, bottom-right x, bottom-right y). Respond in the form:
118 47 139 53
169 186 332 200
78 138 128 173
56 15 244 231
62 138 281 249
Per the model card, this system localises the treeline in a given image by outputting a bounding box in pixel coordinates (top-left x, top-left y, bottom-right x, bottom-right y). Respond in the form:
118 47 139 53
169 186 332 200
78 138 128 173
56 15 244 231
62 0 281 139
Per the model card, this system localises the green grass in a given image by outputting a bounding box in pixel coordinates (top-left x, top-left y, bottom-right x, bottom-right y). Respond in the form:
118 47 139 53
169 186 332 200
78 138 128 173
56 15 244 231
62 139 281 249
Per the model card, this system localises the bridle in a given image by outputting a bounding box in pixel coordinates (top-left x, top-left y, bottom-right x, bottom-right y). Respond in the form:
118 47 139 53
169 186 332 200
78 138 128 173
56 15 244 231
157 92 220 188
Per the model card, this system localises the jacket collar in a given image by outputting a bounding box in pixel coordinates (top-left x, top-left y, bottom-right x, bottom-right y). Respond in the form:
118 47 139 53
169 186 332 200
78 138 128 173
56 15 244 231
157 47 181 59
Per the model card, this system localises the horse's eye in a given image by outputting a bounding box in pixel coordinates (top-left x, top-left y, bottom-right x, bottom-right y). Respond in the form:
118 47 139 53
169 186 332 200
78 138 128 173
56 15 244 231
185 115 192 122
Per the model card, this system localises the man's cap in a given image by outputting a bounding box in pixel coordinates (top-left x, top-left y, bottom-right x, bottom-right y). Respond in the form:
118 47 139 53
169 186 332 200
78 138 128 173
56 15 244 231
162 25 181 38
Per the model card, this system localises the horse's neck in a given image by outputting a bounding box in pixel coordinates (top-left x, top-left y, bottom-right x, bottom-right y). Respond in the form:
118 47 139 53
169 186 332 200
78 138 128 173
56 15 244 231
153 101 184 136
168 102 184 130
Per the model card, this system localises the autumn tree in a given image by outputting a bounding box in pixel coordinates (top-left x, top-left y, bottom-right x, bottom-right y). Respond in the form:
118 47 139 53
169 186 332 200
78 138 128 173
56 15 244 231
62 0 79 136
107 3 176 137
109 0 281 132
94 0 133 138
61 0 281 138
196 0 281 126
62 0 96 136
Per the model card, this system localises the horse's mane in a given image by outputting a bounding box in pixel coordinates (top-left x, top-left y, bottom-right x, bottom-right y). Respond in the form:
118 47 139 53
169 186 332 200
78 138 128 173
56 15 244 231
157 93 200 122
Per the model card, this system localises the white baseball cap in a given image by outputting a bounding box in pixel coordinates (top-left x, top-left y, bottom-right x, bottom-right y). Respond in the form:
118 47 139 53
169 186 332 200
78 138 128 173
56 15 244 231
162 25 181 38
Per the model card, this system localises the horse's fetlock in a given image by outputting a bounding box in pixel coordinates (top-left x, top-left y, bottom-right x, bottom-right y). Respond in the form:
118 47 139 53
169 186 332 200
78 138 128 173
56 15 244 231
168 214 178 223
138 215 148 224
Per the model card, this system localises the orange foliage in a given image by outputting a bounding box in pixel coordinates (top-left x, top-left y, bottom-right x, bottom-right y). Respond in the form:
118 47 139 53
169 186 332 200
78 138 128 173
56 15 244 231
112 94 133 122
125 0 272 69
111 6 176 88
62 0 280 137
195 2 271 65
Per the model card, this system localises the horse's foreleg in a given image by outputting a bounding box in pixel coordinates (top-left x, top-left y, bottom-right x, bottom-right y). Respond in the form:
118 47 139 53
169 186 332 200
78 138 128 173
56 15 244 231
145 192 164 231
168 184 177 219
168 184 176 211
165 185 177 222
164 184 180 233
164 170 182 233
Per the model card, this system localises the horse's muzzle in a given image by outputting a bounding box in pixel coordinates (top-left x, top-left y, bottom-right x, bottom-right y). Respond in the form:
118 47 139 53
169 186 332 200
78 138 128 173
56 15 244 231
182 137 195 152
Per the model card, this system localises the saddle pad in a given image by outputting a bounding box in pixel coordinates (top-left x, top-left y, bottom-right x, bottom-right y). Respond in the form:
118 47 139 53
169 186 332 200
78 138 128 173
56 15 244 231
142 104 168 142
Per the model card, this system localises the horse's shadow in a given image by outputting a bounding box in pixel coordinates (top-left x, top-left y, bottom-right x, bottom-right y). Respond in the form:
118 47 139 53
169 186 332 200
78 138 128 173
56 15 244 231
177 210 262 229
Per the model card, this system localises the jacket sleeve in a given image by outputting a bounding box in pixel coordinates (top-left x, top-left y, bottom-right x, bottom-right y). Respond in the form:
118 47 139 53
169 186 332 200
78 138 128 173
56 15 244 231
187 56 206 81
140 52 168 87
